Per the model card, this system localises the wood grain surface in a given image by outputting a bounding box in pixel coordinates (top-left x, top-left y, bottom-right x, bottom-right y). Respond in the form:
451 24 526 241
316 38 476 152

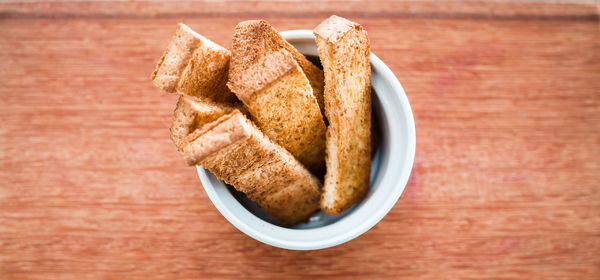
1 1 599 279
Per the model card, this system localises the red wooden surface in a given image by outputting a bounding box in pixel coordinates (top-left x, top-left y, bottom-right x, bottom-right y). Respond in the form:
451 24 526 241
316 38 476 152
1 1 599 279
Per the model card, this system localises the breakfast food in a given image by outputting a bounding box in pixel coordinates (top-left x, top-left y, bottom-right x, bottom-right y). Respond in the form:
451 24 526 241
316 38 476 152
170 95 243 152
152 23 237 102
230 20 325 112
227 49 326 175
152 16 373 226
183 110 321 225
315 15 372 214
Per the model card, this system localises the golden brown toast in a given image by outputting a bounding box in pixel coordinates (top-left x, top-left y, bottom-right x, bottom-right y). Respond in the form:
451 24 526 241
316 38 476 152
170 95 242 152
314 15 372 214
227 49 326 175
229 20 325 112
152 23 236 102
183 110 321 225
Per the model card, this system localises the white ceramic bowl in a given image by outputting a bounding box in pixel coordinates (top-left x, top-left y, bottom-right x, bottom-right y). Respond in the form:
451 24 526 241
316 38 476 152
196 30 415 250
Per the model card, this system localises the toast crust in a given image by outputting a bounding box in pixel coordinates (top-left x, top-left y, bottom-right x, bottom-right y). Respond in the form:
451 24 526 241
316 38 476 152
229 20 325 113
152 23 236 102
170 95 242 152
152 23 201 92
227 50 296 103
227 50 327 175
315 15 372 214
183 110 252 165
313 15 356 44
183 111 321 225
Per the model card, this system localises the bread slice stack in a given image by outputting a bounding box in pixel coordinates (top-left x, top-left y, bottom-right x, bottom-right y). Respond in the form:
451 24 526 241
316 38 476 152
151 23 245 154
227 49 326 175
184 110 321 225
151 16 372 226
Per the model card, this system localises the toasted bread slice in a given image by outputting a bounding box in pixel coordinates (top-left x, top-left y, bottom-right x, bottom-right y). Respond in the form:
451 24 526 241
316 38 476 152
227 49 326 175
230 20 325 112
315 15 372 214
152 23 236 102
170 95 242 152
183 110 321 225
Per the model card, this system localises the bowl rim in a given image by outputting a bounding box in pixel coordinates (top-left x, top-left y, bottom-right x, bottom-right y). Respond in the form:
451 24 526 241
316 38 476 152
196 29 416 250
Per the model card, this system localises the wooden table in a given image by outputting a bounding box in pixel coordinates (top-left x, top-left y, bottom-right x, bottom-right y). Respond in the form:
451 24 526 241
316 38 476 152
1 1 599 279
